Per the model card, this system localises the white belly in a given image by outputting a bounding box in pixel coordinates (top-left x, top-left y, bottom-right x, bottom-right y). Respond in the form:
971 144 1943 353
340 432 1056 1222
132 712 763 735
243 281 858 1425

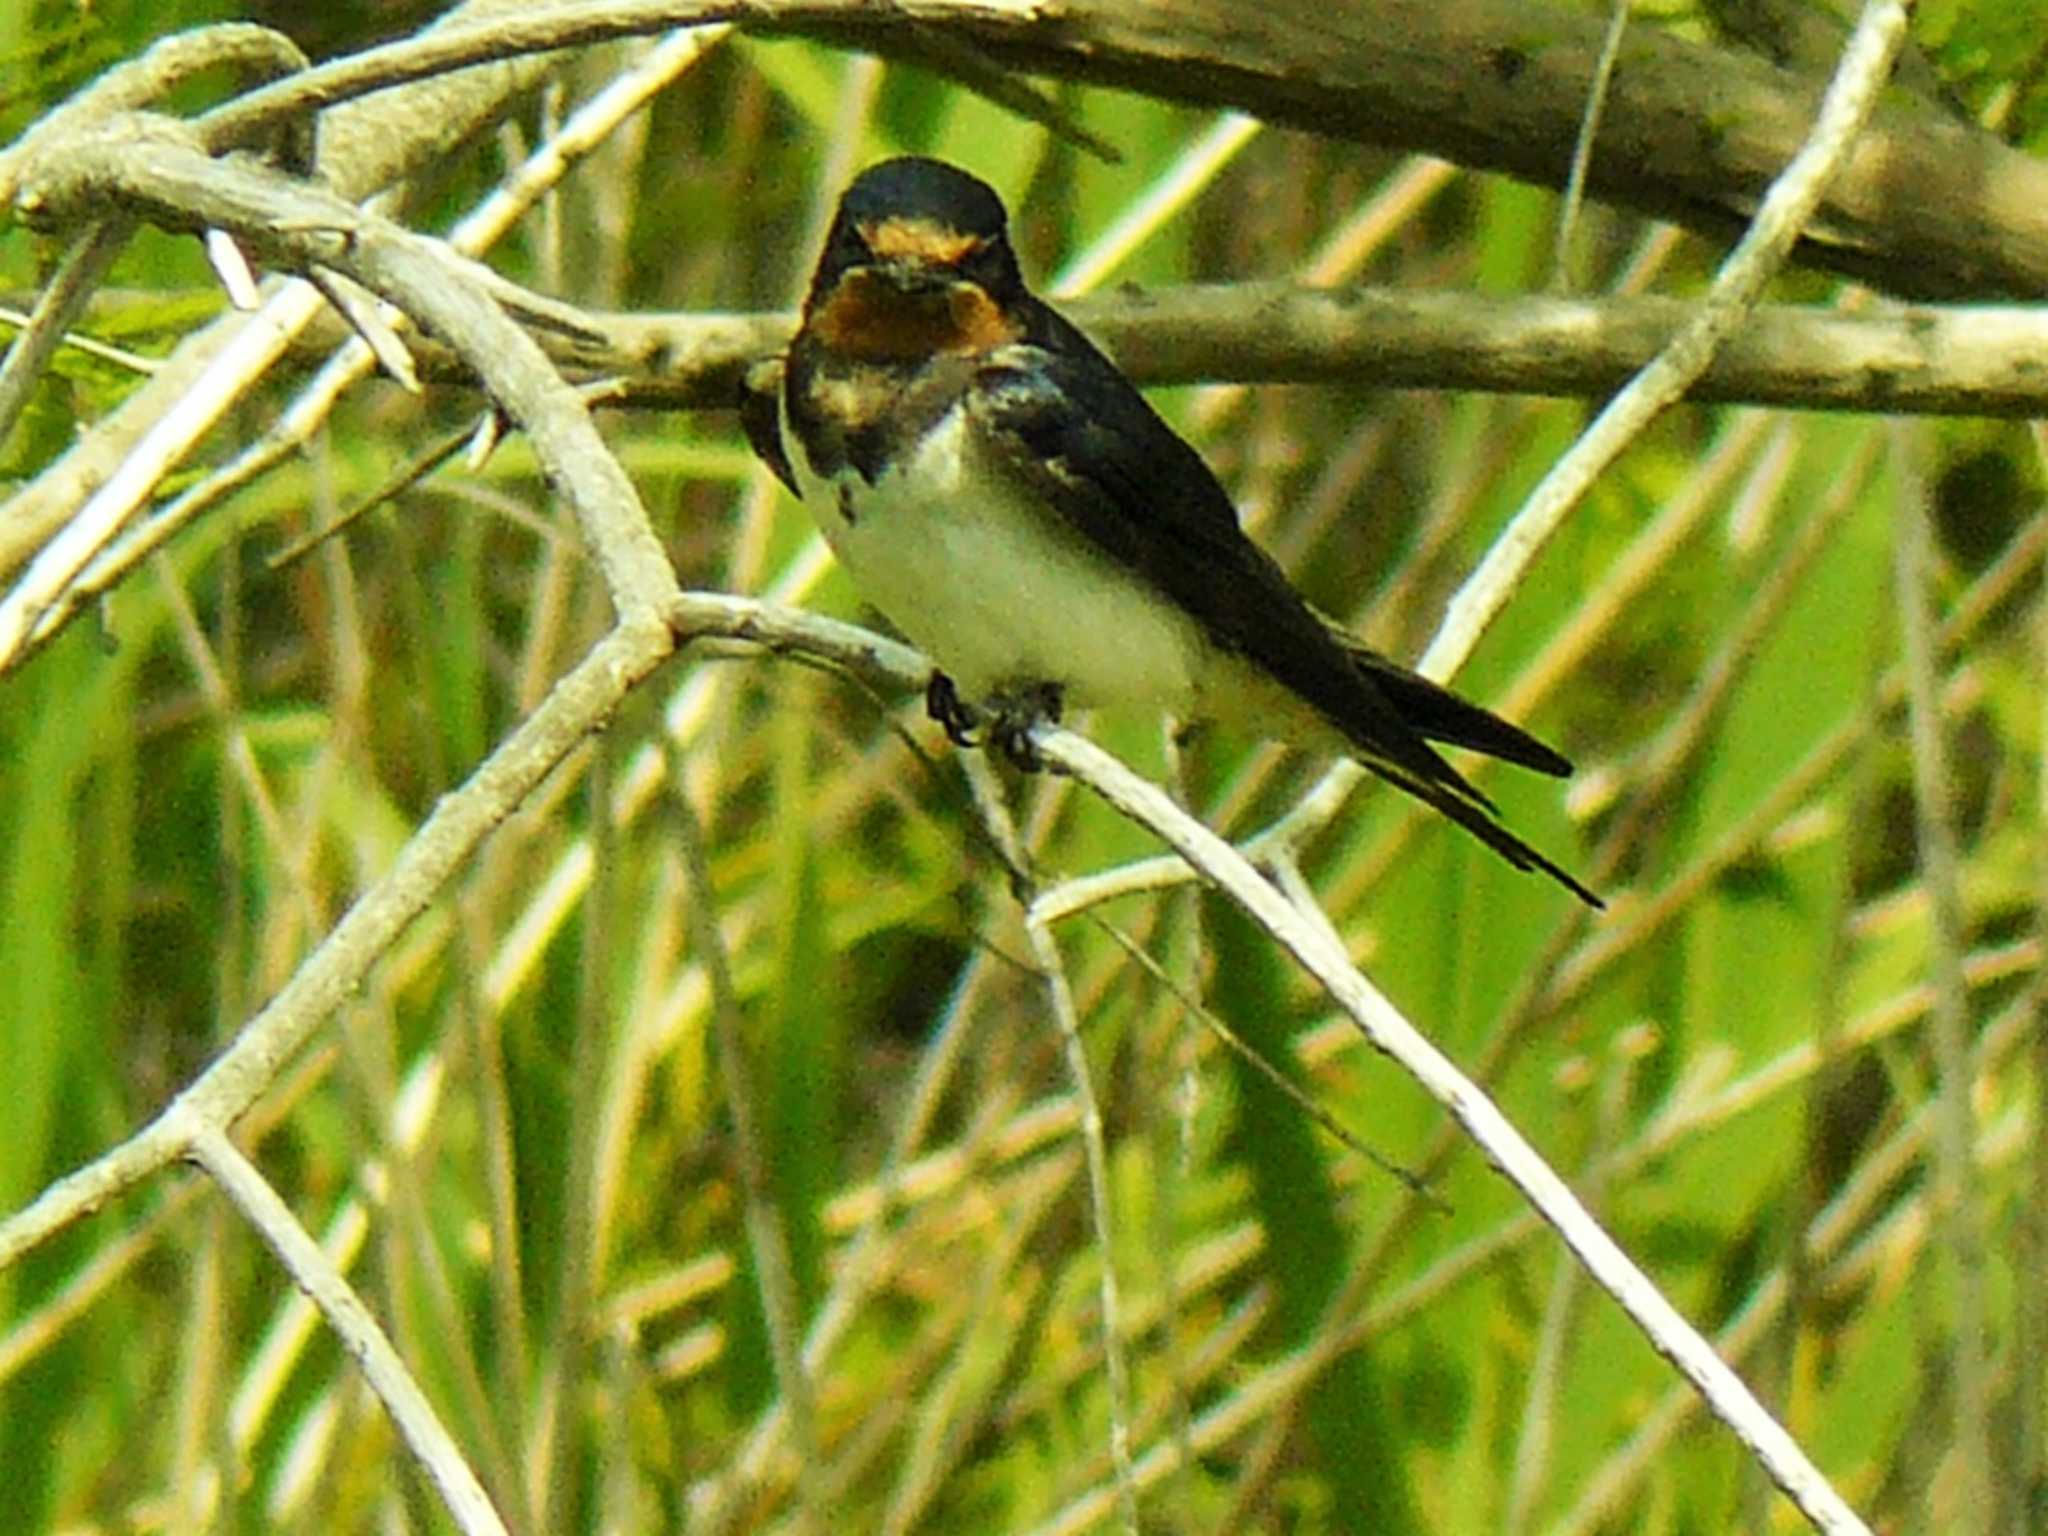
791 408 1207 712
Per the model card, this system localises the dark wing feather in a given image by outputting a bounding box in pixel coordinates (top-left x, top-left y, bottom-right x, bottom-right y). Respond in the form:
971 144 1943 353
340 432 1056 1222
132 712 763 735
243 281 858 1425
739 357 798 495
1328 751 1602 907
969 315 1598 906
966 322 1457 788
1339 641 1571 777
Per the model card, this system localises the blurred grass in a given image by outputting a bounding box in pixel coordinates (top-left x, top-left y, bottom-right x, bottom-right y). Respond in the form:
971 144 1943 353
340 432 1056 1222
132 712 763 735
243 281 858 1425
1 2 2044 1533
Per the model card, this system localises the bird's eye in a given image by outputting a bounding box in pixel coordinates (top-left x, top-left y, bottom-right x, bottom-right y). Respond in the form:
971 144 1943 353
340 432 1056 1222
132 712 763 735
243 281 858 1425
958 236 1014 291
826 217 873 271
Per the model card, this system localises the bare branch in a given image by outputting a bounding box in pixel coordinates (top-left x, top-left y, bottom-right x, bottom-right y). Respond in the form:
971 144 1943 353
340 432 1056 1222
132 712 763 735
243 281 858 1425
1025 724 1870 1536
1023 918 1141 1535
0 622 672 1273
190 1127 512 1536
161 0 2048 303
0 220 133 442
496 285 2048 420
0 123 675 657
1422 0 1911 682
0 0 558 584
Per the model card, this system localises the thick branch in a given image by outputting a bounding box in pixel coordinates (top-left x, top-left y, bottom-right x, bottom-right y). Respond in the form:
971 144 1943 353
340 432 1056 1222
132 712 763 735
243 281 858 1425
0 0 557 584
494 285 2048 420
0 120 676 647
847 0 2043 302
182 0 2048 303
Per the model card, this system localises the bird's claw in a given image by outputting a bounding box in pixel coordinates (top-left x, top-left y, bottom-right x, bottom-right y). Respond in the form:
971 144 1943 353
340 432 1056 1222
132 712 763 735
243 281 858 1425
989 682 1064 774
990 714 1043 773
925 673 1064 773
925 672 983 748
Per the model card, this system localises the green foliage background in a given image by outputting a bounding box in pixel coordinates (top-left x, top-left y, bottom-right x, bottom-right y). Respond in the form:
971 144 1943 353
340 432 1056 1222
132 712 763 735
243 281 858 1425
4 1 2047 1532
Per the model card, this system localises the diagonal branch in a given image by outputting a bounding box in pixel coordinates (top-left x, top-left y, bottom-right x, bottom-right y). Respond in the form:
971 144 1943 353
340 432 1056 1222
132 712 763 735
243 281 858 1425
0 122 677 659
0 37 691 1277
0 621 672 1273
0 0 559 585
190 1126 512 1536
1422 0 1911 681
1025 724 1870 1536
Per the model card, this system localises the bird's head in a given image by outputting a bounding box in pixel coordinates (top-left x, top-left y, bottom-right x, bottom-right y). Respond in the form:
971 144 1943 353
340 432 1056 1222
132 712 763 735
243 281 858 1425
801 157 1026 362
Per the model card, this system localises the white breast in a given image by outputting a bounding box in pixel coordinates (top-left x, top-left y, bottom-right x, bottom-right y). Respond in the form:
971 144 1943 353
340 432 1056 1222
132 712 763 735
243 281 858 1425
790 405 1208 714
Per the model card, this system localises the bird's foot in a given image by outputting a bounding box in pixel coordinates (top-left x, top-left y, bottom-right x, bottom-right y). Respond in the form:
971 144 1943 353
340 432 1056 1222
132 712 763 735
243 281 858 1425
926 673 1065 772
987 682 1064 774
926 671 983 748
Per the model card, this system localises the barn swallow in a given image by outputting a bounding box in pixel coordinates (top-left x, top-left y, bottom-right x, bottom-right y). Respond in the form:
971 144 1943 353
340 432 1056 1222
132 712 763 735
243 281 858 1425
741 156 1599 907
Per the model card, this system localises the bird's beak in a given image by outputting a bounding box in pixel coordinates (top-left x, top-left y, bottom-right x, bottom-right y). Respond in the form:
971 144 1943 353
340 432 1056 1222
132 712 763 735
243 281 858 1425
863 257 960 297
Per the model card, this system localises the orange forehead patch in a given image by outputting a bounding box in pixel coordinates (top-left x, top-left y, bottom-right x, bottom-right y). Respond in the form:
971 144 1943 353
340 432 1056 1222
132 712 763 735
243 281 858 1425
859 215 986 266
811 271 1021 361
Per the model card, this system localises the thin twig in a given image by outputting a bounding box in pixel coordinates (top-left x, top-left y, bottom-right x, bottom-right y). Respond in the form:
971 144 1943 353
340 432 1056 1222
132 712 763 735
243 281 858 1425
1024 917 1142 1536
0 219 134 442
668 773 827 1524
1550 0 1631 293
1888 417 1993 1532
1422 0 1910 684
189 1126 511 1536
1028 725 1869 1535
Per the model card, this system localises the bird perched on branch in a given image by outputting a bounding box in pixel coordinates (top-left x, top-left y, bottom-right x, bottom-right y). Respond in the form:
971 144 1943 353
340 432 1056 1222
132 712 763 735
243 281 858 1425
742 156 1598 908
